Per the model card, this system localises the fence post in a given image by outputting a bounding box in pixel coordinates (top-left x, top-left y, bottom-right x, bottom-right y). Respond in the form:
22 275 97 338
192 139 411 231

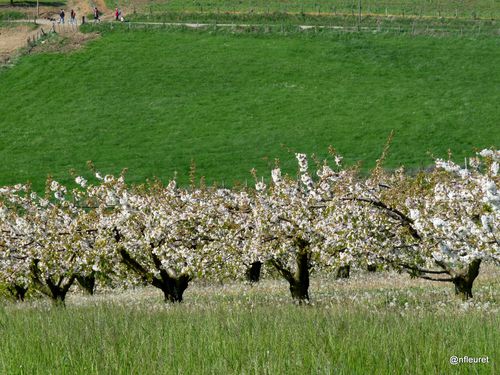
358 0 362 26
82 15 85 24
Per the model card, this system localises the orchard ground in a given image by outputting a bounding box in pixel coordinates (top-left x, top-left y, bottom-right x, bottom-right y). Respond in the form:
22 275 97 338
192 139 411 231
0 266 499 374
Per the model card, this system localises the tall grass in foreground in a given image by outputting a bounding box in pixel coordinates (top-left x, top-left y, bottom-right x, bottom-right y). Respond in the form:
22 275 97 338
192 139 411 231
1 271 498 374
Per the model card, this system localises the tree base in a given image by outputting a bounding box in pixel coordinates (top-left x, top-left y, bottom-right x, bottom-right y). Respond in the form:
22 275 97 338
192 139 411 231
161 275 190 303
77 274 96 295
336 265 350 279
245 261 262 283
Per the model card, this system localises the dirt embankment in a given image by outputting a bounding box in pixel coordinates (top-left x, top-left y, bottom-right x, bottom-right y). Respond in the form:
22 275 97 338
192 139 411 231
0 24 38 63
0 0 109 64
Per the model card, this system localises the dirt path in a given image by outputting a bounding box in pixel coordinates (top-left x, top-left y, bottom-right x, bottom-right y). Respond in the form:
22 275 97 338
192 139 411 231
0 0 110 64
0 24 41 64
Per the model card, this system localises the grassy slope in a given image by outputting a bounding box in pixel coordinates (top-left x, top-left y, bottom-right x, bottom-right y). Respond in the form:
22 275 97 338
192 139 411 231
0 273 499 374
113 0 500 18
0 30 499 189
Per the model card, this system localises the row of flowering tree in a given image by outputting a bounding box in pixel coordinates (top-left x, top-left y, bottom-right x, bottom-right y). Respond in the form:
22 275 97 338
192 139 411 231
0 149 498 304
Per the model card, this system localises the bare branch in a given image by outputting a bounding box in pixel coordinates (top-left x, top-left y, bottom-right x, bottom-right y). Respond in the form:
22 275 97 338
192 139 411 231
269 259 294 283
419 275 454 283
344 197 421 240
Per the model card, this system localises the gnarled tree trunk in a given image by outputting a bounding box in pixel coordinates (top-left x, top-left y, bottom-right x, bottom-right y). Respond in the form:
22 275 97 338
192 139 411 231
120 248 191 303
288 251 310 302
271 242 311 304
41 276 75 306
115 227 192 303
336 265 350 279
159 274 191 303
245 261 262 283
31 260 75 306
76 273 96 295
367 264 377 272
452 259 481 300
8 284 28 302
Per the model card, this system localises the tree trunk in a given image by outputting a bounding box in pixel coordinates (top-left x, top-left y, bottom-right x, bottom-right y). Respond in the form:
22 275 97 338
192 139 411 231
453 259 481 300
289 277 310 302
271 247 310 304
159 274 190 303
289 250 310 303
367 264 377 272
8 284 28 302
76 273 96 295
30 260 75 306
336 265 350 279
245 261 262 283
45 276 75 306
119 247 192 303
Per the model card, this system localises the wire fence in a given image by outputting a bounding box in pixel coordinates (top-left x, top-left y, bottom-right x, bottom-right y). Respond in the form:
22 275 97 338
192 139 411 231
90 17 499 37
115 0 500 20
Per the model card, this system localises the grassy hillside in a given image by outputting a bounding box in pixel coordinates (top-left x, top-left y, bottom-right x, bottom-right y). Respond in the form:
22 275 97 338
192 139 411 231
0 29 499 189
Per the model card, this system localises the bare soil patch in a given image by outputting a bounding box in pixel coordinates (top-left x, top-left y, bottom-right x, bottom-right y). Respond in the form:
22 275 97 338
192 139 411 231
0 23 39 63
29 30 99 54
0 0 108 63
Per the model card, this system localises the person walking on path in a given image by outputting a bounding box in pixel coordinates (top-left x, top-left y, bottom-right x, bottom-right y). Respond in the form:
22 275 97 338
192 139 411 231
70 9 76 25
93 7 100 23
115 8 119 21
59 9 65 24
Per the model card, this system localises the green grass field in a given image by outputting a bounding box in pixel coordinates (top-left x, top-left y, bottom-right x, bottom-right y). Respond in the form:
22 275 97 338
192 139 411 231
112 0 500 19
1 271 499 374
0 29 498 189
